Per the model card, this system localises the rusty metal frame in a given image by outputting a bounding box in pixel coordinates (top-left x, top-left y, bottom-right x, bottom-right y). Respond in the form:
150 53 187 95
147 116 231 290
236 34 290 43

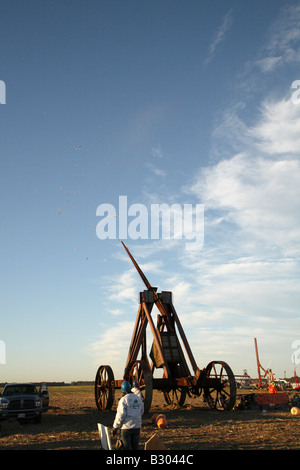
121 242 198 384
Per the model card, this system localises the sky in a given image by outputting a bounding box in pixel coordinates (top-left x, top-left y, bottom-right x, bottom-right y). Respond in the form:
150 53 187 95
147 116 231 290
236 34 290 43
1 0 300 384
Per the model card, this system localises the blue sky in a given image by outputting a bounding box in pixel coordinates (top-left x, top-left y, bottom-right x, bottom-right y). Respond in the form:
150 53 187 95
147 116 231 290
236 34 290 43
1 0 300 383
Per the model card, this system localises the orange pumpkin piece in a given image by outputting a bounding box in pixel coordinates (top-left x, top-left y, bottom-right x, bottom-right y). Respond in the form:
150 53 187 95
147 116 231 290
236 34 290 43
156 417 167 428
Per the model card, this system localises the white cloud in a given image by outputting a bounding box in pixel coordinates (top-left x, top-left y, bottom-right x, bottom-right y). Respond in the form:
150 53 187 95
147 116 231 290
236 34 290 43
205 9 233 65
110 308 125 316
255 56 282 73
191 153 300 256
255 4 300 72
88 321 134 374
145 162 166 177
151 144 164 159
180 82 300 376
249 97 300 155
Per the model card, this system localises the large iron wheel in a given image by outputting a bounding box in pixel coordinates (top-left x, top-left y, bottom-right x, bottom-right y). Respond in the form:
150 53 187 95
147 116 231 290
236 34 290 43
203 361 236 410
163 387 187 407
95 365 115 411
126 360 153 414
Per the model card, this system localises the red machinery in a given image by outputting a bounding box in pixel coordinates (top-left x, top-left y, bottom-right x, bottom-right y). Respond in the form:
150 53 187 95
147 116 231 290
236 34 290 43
294 366 300 390
254 338 275 388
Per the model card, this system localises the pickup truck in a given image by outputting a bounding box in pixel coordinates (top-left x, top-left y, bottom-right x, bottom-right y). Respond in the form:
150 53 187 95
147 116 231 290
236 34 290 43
0 382 49 423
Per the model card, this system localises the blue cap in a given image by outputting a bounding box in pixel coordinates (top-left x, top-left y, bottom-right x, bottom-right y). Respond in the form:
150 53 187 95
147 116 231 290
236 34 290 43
121 381 131 393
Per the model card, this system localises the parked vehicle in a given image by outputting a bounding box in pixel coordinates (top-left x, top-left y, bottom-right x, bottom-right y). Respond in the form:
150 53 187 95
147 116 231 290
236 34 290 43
0 383 49 424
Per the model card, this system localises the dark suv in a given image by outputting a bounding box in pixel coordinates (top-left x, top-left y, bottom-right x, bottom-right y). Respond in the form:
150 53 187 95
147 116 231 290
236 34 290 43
0 383 49 423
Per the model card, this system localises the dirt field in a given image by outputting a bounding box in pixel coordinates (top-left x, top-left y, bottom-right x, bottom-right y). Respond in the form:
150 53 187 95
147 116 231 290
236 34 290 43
1 386 300 451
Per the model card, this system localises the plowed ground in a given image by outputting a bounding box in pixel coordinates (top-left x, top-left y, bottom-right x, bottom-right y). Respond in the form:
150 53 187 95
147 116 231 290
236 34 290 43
1 387 300 451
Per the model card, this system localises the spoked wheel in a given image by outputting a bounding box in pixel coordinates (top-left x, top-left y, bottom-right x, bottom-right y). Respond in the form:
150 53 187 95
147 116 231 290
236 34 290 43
95 365 115 411
203 361 236 410
126 360 153 414
163 387 187 407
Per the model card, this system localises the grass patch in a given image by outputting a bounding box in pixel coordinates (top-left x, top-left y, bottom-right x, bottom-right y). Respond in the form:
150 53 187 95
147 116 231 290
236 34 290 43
48 385 94 394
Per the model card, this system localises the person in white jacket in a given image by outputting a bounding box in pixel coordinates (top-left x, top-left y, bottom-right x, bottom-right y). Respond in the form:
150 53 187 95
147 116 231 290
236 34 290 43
113 381 144 450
